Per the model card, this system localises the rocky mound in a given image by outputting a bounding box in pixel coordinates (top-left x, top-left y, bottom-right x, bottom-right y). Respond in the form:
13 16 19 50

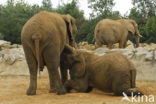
0 40 156 81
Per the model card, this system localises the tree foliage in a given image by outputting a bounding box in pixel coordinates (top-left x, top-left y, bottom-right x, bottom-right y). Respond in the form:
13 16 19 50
129 0 156 43
88 0 115 18
56 0 84 19
0 0 155 44
41 0 52 11
0 0 38 43
145 16 156 43
132 0 156 19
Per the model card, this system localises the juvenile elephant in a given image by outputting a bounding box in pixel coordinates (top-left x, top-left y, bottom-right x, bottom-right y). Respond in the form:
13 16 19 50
95 19 142 48
21 11 77 95
62 45 143 96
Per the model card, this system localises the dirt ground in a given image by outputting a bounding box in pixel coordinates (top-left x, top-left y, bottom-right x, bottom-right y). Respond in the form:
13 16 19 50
0 76 156 104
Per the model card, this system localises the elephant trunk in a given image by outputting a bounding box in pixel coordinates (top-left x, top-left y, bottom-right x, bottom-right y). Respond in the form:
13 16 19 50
134 32 142 48
134 36 140 48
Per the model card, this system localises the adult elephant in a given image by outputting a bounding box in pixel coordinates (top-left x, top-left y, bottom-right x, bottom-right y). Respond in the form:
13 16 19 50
21 11 77 95
94 19 142 48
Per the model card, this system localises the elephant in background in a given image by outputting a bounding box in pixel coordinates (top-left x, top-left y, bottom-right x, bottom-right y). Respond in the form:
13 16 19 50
21 11 77 95
94 19 142 48
62 45 143 96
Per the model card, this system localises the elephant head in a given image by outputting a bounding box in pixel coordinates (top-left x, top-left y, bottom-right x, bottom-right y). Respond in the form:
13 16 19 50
62 14 77 48
125 19 142 47
62 44 86 78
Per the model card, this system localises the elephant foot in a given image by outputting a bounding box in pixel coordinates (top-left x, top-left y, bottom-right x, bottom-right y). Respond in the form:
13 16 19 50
65 85 72 93
56 87 66 95
26 88 36 95
127 88 144 96
64 80 73 92
49 88 56 93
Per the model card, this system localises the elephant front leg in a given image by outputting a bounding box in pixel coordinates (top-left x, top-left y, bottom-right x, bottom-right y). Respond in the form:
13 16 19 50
123 41 127 48
65 79 89 93
119 41 124 48
64 80 73 92
60 62 68 84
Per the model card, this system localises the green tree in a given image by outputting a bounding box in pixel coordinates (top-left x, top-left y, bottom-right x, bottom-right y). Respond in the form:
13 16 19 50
41 0 52 11
145 16 156 43
0 0 41 43
56 0 84 19
88 0 115 18
129 0 156 43
132 0 156 22
129 8 143 24
0 33 3 40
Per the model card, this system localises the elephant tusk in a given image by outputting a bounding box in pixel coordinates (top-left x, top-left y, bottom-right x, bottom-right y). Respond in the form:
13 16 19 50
139 34 143 37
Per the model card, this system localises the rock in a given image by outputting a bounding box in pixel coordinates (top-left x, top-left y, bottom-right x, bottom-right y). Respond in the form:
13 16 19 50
101 45 107 48
145 49 156 61
78 42 88 46
113 43 119 48
78 42 95 50
0 48 25 65
127 40 133 46
94 48 109 56
10 44 18 48
0 40 156 81
0 40 11 50
126 40 135 49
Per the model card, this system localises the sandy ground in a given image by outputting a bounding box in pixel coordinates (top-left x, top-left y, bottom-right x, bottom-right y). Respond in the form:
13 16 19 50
0 76 156 104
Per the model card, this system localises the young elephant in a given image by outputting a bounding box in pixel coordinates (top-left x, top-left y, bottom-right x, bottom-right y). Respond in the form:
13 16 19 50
62 45 143 96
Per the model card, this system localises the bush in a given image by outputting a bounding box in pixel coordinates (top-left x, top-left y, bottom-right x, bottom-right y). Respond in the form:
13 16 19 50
145 16 156 43
0 33 4 40
0 1 41 44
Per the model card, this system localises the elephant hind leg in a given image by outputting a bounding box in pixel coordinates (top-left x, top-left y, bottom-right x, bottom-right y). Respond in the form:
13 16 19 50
23 45 38 95
113 83 130 96
60 63 68 84
112 74 130 96
43 46 66 95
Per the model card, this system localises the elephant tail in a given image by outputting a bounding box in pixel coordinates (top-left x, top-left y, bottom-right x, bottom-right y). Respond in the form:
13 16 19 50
130 69 136 88
32 34 41 74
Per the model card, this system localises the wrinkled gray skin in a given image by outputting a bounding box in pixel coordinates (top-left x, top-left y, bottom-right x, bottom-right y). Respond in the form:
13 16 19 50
62 45 143 96
95 19 141 48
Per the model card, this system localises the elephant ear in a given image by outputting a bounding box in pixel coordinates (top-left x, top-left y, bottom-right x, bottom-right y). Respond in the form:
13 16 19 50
62 14 77 48
126 20 136 35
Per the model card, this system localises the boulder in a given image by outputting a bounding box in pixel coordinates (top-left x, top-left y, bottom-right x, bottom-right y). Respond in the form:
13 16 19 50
94 48 109 56
0 48 25 65
0 40 11 50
